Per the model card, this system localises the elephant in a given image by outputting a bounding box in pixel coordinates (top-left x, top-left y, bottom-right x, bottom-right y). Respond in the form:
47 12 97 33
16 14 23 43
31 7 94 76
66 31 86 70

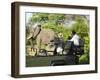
35 28 56 54
26 25 56 56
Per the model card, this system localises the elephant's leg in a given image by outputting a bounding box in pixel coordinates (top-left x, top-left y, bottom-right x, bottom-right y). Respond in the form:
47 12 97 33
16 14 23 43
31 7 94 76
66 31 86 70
35 39 41 55
28 38 37 56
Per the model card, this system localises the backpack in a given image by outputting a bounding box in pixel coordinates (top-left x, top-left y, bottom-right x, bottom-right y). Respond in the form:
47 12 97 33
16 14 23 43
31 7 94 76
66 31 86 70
79 38 84 47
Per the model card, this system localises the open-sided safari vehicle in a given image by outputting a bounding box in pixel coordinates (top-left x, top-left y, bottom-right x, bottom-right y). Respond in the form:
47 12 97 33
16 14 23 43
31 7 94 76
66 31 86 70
26 38 84 67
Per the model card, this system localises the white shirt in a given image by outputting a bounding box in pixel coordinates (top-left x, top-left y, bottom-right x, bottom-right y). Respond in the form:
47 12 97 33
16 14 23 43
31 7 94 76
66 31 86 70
70 34 80 46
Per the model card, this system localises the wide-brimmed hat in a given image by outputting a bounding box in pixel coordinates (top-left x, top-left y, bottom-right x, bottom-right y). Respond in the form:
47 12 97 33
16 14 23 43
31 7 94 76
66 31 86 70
58 33 63 37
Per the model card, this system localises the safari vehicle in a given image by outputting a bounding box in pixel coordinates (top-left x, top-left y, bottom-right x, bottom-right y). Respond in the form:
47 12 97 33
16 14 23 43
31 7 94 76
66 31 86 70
26 41 84 67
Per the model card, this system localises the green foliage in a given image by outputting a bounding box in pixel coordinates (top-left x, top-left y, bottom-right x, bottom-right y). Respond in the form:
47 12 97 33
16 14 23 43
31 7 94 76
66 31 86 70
72 16 89 37
29 13 48 25
29 13 65 25
79 54 89 64
42 22 70 40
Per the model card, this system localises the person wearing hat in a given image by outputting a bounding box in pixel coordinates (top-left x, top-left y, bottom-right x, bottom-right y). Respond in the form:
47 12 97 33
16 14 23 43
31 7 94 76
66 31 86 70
54 33 64 55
